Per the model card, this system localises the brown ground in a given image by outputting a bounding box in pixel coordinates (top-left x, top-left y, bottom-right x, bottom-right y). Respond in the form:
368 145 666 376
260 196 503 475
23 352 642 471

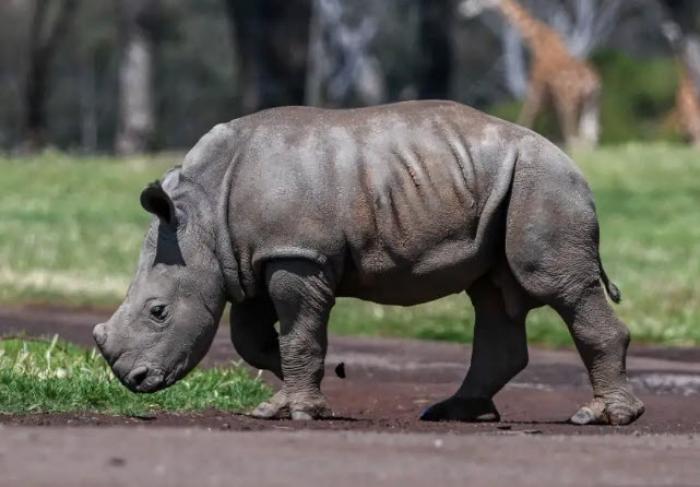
1 305 699 485
2 428 699 487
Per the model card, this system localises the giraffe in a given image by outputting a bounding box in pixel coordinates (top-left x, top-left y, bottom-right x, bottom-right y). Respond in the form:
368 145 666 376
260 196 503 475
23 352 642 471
662 22 700 147
460 0 602 149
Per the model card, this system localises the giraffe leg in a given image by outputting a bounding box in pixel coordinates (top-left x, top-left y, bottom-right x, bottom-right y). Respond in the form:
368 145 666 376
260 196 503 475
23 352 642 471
555 95 580 150
517 84 545 128
578 89 601 148
686 106 700 147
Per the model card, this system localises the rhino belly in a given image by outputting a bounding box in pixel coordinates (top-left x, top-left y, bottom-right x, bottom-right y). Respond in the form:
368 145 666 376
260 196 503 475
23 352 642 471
337 232 495 306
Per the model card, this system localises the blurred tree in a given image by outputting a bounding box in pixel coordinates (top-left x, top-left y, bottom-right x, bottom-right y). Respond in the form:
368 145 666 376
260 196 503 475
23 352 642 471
24 0 79 150
69 2 119 153
223 0 311 113
115 0 161 155
661 0 700 90
661 0 700 34
0 0 690 150
416 0 455 99
305 0 385 107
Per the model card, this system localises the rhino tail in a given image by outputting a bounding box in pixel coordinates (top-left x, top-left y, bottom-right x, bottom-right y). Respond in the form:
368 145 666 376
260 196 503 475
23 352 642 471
598 255 621 304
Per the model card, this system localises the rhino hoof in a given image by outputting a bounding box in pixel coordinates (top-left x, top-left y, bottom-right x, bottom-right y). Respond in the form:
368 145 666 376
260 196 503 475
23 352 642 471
569 394 645 426
250 390 332 420
251 391 290 419
420 396 500 422
291 410 314 421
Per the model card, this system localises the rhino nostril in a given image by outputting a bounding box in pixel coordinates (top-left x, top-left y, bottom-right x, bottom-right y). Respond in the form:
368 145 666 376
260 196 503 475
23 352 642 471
92 323 107 347
127 366 149 386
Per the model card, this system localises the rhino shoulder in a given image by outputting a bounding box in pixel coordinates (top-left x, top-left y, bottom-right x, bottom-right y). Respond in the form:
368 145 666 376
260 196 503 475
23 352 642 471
182 122 239 171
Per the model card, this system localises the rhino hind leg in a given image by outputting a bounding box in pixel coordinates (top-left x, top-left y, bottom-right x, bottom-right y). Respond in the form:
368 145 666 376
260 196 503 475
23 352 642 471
421 277 528 422
229 296 282 379
555 285 645 425
505 165 644 425
251 258 334 420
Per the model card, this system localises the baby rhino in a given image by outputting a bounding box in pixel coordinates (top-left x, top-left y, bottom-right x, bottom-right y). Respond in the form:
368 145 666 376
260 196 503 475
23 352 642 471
93 101 644 425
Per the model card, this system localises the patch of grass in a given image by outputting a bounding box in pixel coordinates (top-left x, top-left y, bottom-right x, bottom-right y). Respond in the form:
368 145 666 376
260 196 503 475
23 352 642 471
0 144 698 346
0 150 171 306
0 336 270 415
329 298 573 347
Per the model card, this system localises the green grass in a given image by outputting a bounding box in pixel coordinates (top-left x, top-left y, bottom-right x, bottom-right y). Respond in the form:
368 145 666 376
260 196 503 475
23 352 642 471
0 150 170 305
0 145 698 346
0 336 270 415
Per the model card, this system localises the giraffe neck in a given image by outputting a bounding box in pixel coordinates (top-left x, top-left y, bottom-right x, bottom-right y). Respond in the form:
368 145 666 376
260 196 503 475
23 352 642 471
496 0 550 47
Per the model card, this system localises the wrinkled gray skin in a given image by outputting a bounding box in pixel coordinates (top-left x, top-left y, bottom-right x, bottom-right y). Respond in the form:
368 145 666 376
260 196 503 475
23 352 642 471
94 100 644 425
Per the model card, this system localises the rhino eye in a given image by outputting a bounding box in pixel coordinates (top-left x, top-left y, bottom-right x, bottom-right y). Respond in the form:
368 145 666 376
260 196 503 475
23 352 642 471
150 304 168 322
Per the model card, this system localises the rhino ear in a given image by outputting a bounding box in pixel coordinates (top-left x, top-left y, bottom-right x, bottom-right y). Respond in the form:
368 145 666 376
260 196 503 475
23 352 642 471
140 181 178 226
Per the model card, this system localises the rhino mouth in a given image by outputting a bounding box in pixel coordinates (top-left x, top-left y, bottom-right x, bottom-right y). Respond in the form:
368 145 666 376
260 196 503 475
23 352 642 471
120 365 167 393
121 359 190 393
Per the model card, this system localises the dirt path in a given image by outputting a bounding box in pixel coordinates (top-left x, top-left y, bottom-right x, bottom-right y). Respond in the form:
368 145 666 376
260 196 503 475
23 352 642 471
2 427 699 487
1 305 699 485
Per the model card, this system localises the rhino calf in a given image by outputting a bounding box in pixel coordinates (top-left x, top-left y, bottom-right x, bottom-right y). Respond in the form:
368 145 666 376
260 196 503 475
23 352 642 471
93 101 644 425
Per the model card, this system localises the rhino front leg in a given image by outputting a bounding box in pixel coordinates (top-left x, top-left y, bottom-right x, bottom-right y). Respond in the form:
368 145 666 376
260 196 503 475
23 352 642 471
251 258 334 420
229 296 282 379
421 277 528 422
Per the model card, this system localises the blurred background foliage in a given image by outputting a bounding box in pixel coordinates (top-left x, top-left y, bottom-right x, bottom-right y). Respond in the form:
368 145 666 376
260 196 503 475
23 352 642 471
0 0 699 153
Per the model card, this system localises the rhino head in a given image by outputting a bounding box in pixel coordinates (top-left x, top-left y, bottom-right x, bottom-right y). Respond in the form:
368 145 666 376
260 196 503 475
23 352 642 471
93 172 228 392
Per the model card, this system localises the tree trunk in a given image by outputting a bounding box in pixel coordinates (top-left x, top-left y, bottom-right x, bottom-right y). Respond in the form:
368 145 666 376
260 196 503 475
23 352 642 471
662 0 700 34
501 24 528 98
80 57 98 153
115 0 159 156
305 0 385 107
24 0 78 151
223 0 264 114
417 0 454 99
304 0 325 107
223 0 311 114
662 0 700 91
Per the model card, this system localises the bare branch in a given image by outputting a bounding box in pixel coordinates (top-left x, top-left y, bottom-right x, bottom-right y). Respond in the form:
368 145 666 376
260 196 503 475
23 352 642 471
305 0 385 107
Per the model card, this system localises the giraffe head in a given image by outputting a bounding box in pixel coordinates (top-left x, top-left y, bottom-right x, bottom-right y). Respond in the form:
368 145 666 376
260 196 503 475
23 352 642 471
458 0 502 18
